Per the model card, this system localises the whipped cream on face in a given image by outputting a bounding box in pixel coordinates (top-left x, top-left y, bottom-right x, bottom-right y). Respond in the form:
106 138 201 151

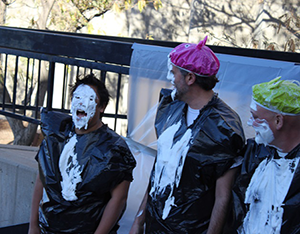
167 57 177 101
248 101 275 146
71 84 97 130
251 119 274 146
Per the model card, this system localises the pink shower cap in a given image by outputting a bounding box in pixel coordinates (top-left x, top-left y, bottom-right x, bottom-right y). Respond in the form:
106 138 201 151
169 36 220 76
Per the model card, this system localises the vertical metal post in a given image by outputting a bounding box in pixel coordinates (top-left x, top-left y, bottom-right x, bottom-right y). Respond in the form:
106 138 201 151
2 54 8 110
100 70 107 83
12 56 19 113
61 64 67 110
23 57 30 116
47 61 55 111
35 60 41 119
114 73 122 131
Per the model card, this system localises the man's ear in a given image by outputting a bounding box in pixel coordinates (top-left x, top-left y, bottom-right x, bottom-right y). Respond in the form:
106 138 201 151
185 72 196 86
99 104 106 115
275 114 284 130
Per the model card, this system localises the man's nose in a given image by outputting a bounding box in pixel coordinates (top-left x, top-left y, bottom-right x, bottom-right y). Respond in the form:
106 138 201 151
79 99 88 106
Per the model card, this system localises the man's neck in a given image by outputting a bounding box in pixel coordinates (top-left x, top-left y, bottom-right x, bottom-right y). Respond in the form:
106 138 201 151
75 121 103 135
275 136 300 153
186 89 214 110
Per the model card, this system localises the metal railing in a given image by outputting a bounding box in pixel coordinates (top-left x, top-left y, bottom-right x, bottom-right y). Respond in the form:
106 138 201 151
0 27 133 133
1 26 299 134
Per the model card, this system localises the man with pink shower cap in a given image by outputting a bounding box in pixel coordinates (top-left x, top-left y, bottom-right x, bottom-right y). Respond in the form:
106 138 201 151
130 37 245 233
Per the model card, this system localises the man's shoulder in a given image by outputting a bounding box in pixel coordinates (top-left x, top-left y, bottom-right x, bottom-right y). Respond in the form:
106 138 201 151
40 109 72 137
211 96 240 119
155 89 185 123
208 96 245 137
240 139 272 173
97 125 132 150
158 89 181 109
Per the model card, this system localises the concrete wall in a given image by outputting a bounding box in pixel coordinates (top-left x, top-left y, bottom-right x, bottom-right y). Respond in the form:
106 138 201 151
0 144 38 228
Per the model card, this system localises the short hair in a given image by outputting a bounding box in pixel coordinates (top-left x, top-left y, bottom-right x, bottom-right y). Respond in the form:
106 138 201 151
180 69 219 91
71 73 110 114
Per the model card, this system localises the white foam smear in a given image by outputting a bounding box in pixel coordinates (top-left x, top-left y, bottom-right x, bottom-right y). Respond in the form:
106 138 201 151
247 116 274 146
167 57 177 101
166 57 175 84
150 119 192 220
70 84 97 130
171 88 177 101
59 134 82 201
241 156 300 234
253 121 274 146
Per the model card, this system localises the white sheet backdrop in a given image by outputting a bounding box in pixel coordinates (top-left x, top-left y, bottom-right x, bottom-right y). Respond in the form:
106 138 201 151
118 43 300 233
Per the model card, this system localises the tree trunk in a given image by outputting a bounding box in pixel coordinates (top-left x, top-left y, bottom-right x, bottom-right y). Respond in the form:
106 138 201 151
7 118 38 145
8 61 49 146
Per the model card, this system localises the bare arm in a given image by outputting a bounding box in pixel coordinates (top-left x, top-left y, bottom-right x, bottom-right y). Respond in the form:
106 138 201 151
207 168 237 234
28 173 43 234
129 190 148 234
94 180 131 234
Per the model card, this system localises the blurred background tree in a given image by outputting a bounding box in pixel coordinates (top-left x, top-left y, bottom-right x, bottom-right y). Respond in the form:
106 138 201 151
0 0 163 145
0 0 299 145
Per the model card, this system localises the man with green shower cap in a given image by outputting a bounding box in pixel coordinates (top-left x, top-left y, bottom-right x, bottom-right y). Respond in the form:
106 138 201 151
233 76 300 234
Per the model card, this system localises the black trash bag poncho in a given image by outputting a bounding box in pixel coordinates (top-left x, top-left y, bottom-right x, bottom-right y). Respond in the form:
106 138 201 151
146 89 245 233
233 139 300 234
36 109 136 233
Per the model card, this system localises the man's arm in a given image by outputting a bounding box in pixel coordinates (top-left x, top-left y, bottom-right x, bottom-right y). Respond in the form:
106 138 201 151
129 190 148 234
94 180 131 234
28 173 43 234
207 167 238 234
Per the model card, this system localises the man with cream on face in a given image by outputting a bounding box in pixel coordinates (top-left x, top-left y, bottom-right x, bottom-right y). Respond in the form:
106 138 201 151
130 37 245 234
233 77 300 234
29 74 136 234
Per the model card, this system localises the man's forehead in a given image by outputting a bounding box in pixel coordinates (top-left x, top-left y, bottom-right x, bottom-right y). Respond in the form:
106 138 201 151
171 65 180 73
74 84 96 96
250 104 273 118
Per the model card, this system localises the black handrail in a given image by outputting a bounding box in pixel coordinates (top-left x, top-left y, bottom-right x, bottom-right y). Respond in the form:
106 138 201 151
0 26 299 130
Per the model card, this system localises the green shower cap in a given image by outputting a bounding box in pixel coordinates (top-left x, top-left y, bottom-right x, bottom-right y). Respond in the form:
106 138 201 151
252 76 300 115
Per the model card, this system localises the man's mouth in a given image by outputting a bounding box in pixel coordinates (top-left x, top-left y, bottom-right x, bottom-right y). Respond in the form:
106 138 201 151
76 109 87 118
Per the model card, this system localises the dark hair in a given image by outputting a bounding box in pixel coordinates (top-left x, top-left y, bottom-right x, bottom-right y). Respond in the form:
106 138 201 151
180 69 219 91
71 73 110 116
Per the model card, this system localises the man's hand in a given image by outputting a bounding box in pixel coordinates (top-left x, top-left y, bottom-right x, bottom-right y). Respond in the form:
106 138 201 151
129 191 148 234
